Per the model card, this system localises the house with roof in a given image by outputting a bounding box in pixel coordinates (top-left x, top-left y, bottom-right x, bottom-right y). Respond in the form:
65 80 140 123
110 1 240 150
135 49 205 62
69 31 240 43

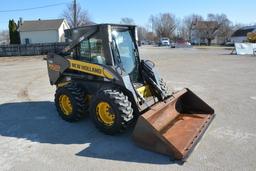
191 21 219 45
18 19 70 44
231 25 256 43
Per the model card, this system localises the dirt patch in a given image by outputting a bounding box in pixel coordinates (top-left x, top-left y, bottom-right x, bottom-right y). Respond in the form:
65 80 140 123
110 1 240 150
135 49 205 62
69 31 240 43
17 88 30 101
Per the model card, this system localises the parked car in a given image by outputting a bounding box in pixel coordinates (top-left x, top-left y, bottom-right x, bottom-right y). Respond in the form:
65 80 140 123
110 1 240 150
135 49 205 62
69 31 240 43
159 37 170 46
140 40 148 45
170 41 176 48
225 42 234 47
185 42 191 46
175 40 192 48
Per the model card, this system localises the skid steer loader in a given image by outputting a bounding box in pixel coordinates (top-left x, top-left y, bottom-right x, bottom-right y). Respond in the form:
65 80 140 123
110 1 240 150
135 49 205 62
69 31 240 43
47 24 215 160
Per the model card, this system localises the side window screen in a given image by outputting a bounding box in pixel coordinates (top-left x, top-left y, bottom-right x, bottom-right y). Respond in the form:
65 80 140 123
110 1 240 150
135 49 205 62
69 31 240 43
90 38 105 65
79 40 90 61
78 38 106 65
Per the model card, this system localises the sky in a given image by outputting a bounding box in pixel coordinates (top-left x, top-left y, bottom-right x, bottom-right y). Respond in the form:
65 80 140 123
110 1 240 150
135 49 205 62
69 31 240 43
0 0 255 30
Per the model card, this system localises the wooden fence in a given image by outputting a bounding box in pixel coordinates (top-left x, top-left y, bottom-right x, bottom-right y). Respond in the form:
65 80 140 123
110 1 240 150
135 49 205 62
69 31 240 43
0 43 69 57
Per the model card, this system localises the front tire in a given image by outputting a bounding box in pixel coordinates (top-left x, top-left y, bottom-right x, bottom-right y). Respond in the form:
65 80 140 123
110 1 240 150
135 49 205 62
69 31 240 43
90 89 133 135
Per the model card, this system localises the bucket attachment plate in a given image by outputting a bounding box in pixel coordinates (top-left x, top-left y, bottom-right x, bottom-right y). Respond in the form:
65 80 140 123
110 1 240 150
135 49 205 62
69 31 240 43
132 88 215 160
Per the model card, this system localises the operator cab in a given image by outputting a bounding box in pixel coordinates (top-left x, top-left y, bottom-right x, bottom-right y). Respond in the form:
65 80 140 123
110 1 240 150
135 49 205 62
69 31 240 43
63 24 141 83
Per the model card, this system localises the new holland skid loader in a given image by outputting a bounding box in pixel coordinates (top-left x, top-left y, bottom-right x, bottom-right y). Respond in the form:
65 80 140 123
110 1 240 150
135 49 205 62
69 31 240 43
47 24 215 160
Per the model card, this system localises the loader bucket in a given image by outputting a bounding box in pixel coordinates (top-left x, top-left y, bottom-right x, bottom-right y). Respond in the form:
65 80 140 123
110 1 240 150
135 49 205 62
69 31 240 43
132 88 215 160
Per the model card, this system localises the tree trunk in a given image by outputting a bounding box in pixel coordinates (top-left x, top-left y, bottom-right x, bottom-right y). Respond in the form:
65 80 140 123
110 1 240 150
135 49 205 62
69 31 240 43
207 39 212 46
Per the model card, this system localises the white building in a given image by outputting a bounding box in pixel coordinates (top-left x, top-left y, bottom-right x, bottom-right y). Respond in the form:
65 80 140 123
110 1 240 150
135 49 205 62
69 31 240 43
231 25 256 43
19 19 70 44
191 21 219 45
0 30 9 45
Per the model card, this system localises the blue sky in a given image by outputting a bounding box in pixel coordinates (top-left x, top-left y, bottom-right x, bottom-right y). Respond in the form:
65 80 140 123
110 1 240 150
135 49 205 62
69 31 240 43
0 0 255 30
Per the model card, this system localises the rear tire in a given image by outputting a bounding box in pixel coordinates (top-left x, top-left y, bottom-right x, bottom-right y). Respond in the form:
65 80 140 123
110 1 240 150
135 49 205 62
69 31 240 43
55 83 87 122
90 89 133 135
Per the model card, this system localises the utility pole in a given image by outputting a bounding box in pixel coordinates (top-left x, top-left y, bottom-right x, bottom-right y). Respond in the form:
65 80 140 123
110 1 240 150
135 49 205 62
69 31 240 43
73 0 77 27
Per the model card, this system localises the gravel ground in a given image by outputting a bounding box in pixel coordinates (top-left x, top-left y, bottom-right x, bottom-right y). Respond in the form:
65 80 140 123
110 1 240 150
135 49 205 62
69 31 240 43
0 46 255 171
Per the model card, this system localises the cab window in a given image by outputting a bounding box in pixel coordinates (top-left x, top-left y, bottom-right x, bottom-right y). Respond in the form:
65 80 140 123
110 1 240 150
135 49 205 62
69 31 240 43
78 38 106 65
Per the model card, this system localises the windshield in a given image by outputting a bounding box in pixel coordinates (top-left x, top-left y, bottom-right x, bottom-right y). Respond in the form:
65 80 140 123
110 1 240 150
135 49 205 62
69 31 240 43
112 29 137 75
161 38 169 41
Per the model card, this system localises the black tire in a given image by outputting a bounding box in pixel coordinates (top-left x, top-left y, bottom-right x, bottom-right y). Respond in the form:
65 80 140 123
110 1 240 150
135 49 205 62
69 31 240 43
90 89 133 135
55 83 87 122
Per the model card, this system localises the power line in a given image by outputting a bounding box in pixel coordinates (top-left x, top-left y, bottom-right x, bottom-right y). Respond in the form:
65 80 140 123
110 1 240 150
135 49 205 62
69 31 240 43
0 2 67 13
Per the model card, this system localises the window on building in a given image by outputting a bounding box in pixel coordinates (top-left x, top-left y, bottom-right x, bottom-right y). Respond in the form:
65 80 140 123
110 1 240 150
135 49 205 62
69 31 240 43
25 38 30 44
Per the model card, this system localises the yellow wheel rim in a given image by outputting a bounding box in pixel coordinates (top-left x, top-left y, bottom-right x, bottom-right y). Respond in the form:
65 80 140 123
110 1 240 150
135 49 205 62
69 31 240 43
96 102 115 126
59 95 73 116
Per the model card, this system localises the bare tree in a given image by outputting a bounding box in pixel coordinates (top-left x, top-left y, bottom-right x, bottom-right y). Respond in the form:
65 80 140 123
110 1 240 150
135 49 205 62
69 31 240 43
207 14 232 45
120 18 135 25
150 13 176 39
195 14 231 45
148 15 156 32
182 14 203 41
232 23 244 31
62 1 91 28
217 18 233 44
196 21 218 46
177 25 189 41
146 32 157 42
137 26 147 41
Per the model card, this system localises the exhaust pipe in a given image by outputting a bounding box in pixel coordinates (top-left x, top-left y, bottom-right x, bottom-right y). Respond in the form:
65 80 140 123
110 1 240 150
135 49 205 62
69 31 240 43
132 88 215 160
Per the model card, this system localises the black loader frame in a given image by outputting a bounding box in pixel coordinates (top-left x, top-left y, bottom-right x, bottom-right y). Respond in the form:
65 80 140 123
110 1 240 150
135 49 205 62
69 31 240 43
47 24 215 160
